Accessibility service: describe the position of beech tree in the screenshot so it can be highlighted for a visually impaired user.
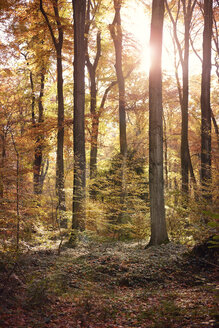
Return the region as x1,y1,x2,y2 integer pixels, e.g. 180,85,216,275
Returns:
72,0,86,231
110,0,127,222
40,0,66,227
148,0,169,246
165,0,197,196
85,0,101,185
201,0,213,200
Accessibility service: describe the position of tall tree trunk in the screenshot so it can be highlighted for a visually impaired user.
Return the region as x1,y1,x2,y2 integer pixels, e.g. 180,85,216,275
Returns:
163,115,168,189
181,2,190,194
110,0,127,158
40,0,66,227
201,0,212,201
33,71,45,195
0,130,6,198
165,0,197,198
84,1,101,191
56,47,66,225
72,0,86,231
110,0,127,224
148,0,169,246
180,0,197,195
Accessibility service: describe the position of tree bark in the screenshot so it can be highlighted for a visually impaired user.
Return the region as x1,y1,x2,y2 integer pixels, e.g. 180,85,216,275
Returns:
33,70,45,195
165,0,197,198
72,0,86,231
110,0,127,225
40,0,66,227
0,129,6,198
109,0,127,158
148,0,169,246
84,2,101,185
201,0,212,201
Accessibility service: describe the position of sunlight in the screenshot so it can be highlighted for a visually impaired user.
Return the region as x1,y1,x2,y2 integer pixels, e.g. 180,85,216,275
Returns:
124,1,175,75
123,1,150,74
124,1,202,76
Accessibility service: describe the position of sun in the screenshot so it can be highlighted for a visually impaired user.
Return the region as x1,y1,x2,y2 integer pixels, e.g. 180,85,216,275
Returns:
123,1,172,75
123,1,150,73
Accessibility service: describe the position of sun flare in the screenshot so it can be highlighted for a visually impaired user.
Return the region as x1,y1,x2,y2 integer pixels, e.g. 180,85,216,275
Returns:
124,1,202,76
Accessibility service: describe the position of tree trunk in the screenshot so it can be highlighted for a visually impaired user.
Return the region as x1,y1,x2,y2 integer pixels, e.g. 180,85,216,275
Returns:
148,0,169,246
56,47,66,226
33,71,45,195
110,0,127,225
180,0,195,196
201,0,212,201
40,0,66,227
72,0,86,231
110,0,127,158
165,0,197,198
84,4,101,194
0,131,6,198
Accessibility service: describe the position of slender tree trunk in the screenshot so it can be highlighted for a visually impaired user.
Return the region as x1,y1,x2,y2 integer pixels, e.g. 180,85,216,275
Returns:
110,0,127,225
84,2,101,191
148,0,169,246
10,131,20,251
211,108,219,149
110,0,127,158
163,115,168,189
89,67,98,180
72,0,86,231
56,48,66,225
166,0,197,198
181,10,190,194
33,71,45,195
0,131,6,198
201,0,212,201
40,0,66,227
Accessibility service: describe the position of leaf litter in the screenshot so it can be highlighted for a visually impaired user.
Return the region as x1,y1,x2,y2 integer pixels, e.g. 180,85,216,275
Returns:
0,240,218,327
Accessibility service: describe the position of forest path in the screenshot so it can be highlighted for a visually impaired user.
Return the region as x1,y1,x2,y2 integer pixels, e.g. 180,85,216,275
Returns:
0,241,218,327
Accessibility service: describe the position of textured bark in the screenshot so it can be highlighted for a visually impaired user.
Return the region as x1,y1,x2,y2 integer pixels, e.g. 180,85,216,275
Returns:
109,0,127,157
211,108,219,149
85,2,101,184
148,0,169,246
40,0,66,227
201,0,212,200
165,0,197,197
72,0,86,231
0,130,6,198
33,71,45,195
110,0,127,224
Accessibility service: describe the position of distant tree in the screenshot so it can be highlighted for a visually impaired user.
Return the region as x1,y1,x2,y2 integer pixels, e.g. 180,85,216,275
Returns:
72,0,86,231
201,0,213,200
148,0,169,246
165,0,197,196
85,0,101,185
109,0,127,159
109,0,127,223
22,52,48,195
40,0,66,227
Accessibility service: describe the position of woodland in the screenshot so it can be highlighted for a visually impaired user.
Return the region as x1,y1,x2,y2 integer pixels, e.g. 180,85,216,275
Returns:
0,0,218,327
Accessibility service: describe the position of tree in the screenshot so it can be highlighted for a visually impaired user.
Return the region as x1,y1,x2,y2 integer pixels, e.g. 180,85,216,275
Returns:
109,0,127,158
72,0,87,231
85,0,101,185
109,0,127,223
165,0,197,196
22,52,48,195
40,0,66,227
200,0,213,200
148,0,169,246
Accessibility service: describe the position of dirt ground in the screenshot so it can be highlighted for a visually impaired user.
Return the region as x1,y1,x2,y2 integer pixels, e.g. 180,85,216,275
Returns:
0,241,218,328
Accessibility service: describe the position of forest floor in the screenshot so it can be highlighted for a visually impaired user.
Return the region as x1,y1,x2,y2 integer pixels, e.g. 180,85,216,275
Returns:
0,239,218,328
